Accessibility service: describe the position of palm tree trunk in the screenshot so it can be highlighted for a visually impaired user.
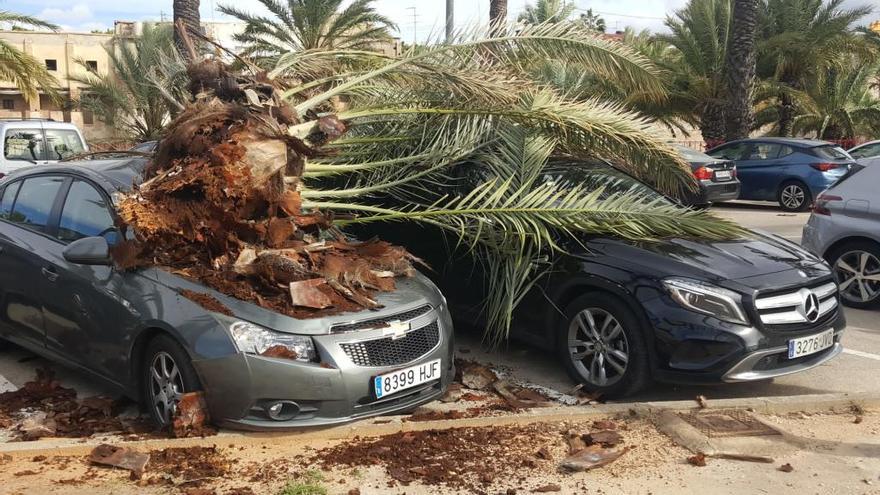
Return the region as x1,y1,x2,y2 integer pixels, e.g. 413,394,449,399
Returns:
173,0,201,61
489,0,508,25
723,0,758,141
778,90,794,136
701,101,725,148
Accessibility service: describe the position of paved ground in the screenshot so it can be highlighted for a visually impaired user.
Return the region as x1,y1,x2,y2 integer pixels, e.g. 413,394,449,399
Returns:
1,200,879,405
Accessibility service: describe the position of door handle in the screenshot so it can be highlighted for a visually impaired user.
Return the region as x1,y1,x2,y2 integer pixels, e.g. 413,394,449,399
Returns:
41,267,59,282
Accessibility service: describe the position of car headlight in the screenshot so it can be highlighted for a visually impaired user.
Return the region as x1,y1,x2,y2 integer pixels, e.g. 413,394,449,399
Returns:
662,278,749,326
229,321,316,362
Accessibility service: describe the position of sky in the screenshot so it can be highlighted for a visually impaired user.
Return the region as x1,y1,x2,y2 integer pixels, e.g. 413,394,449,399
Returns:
2,0,877,42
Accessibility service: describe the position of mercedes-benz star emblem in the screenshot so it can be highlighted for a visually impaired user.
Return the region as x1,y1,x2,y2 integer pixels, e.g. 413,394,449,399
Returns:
803,292,820,322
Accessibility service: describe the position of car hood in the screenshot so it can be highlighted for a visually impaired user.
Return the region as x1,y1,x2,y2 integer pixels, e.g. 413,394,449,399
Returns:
585,229,827,286
142,268,444,335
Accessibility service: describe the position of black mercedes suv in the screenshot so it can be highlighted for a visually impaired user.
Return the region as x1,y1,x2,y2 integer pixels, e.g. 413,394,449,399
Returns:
366,160,845,397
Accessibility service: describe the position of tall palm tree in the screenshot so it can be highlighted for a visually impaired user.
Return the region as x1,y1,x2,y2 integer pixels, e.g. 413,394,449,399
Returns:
490,0,508,25
219,0,395,66
757,0,873,136
518,0,575,24
0,11,59,103
579,8,607,33
70,25,187,141
659,0,732,146
173,0,201,61
724,0,758,140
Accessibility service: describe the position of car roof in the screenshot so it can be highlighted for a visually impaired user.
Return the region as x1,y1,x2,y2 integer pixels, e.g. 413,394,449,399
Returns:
850,140,880,150
0,120,82,130
724,137,831,148
1,158,147,192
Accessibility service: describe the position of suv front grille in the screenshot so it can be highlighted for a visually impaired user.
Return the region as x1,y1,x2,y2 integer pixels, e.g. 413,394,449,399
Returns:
340,321,440,367
330,304,433,333
754,280,838,328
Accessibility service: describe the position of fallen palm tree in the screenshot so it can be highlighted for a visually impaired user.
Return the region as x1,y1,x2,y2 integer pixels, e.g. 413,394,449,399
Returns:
118,22,744,342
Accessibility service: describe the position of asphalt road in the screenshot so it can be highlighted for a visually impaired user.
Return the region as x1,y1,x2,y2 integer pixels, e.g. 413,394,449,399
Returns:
1,200,879,405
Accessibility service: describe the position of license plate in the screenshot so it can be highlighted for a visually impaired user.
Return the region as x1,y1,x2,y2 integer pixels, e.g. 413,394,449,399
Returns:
788,329,834,359
374,359,441,399
714,170,732,181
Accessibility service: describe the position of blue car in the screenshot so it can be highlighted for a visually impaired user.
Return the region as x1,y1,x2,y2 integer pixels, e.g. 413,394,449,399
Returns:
707,138,855,211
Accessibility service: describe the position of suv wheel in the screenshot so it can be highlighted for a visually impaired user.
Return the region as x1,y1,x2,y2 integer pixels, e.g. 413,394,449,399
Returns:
827,241,880,308
556,292,650,398
778,181,811,212
141,335,201,428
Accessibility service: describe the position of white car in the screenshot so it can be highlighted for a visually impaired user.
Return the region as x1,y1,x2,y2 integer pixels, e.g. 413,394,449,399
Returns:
847,140,880,167
0,119,88,178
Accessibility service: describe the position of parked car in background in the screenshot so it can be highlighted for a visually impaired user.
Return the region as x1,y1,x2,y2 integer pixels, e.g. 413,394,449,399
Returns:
707,138,855,212
671,144,740,207
0,119,88,178
130,141,157,153
847,140,880,167
364,160,845,398
0,159,454,430
802,163,880,308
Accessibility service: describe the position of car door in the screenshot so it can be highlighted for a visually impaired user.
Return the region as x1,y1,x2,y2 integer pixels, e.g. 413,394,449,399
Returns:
732,143,787,201
0,175,67,348
38,178,134,384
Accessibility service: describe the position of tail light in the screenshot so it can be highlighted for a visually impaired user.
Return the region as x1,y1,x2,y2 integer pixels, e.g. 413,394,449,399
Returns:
811,162,844,172
693,166,713,180
812,194,841,216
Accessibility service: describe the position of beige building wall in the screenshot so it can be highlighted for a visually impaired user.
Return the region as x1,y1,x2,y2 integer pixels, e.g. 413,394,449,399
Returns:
0,30,117,141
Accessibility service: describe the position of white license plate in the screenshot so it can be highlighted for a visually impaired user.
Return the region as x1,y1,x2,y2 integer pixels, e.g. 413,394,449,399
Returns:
373,359,441,398
788,329,834,359
714,170,732,180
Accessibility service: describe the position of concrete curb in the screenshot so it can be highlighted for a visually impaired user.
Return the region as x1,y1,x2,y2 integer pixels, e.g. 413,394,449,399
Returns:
2,391,877,458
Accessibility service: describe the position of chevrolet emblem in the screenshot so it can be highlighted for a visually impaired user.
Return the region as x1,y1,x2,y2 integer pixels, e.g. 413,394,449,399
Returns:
383,320,410,340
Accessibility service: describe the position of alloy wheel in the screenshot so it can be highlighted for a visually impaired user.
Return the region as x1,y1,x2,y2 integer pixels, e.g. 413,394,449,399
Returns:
567,308,629,387
149,351,186,425
834,250,880,304
780,184,806,210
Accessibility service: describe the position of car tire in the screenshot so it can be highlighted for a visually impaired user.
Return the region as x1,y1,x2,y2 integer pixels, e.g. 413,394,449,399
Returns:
556,292,651,398
826,240,880,309
777,180,812,212
141,334,202,428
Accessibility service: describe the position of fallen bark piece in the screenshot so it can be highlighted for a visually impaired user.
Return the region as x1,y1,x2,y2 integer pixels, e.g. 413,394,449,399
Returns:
710,453,774,464
687,453,707,467
171,392,215,438
854,416,864,424
779,463,794,472
566,430,588,453
89,444,150,479
459,361,498,391
585,430,623,447
289,279,333,309
560,445,631,472
592,420,617,430
533,484,561,493
18,412,56,440
695,395,708,408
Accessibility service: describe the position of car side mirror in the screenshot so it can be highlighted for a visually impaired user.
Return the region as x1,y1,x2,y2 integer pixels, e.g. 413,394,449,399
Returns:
63,236,112,266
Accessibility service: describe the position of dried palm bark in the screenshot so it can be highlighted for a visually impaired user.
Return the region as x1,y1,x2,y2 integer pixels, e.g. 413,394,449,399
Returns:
113,55,417,318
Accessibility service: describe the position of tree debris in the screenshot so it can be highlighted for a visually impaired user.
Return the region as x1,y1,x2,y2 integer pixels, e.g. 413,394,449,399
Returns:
559,445,632,472
687,453,707,467
171,392,216,438
709,453,774,463
779,463,794,472
695,395,708,408
89,444,150,479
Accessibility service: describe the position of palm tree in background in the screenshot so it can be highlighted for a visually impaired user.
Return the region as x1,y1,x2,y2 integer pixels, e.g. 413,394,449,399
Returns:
579,9,607,33
724,0,758,140
518,0,575,24
490,0,508,25
659,0,732,145
0,11,59,103
71,25,187,141
219,0,395,66
173,0,201,61
757,0,873,136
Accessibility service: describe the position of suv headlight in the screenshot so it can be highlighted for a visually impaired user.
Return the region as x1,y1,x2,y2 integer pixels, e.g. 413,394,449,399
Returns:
229,321,316,362
662,278,749,326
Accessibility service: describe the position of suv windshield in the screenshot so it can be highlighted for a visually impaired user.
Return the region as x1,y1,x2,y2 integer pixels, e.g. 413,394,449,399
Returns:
813,145,850,160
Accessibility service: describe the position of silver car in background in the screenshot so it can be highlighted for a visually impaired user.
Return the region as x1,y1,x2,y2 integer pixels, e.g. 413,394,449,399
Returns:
847,140,880,167
802,164,880,308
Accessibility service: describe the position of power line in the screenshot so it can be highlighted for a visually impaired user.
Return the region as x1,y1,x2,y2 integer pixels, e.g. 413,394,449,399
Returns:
572,7,666,21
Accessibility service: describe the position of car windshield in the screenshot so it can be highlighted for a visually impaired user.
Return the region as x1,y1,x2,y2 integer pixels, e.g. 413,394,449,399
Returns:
541,161,671,204
813,145,850,160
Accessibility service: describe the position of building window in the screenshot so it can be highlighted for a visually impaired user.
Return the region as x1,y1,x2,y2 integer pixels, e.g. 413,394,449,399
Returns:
82,109,94,125
2,99,13,110
45,59,57,71
85,60,98,72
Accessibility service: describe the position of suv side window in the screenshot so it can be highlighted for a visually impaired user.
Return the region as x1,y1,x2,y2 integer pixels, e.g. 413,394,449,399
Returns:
4,129,46,162
745,143,783,160
0,180,21,221
45,129,86,161
8,176,65,233
57,180,116,243
710,143,749,160
850,143,880,159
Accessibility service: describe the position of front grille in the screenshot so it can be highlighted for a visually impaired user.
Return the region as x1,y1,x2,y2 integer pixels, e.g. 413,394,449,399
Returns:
754,280,838,329
331,304,432,333
340,321,440,367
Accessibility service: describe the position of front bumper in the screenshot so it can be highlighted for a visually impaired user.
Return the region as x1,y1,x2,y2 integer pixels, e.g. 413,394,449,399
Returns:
192,304,455,430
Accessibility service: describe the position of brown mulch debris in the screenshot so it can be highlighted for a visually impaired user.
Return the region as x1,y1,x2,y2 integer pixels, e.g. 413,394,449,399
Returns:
687,453,707,467
171,392,217,438
179,289,234,316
